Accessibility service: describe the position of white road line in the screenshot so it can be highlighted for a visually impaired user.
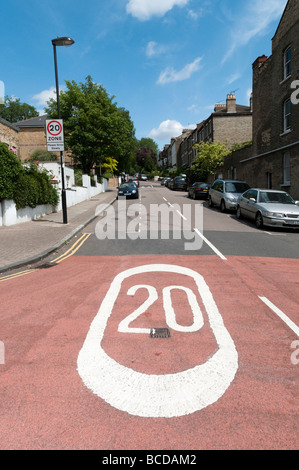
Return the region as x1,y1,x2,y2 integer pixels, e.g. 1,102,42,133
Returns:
259,296,299,337
194,228,227,261
176,210,187,221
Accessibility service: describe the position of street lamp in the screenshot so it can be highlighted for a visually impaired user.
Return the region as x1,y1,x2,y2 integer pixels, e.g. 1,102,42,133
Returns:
51,36,75,224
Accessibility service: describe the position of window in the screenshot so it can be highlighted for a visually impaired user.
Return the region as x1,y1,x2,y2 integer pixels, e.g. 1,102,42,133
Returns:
283,152,290,185
284,47,292,79
284,98,291,132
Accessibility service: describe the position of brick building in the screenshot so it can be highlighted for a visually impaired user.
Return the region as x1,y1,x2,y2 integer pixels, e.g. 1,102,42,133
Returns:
199,93,252,149
0,117,19,155
222,0,299,199
15,114,62,163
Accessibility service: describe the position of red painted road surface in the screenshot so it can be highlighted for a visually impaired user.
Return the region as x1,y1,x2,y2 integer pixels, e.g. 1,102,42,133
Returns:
0,254,298,449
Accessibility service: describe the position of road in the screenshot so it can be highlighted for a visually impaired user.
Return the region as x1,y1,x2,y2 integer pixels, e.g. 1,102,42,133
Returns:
0,181,298,450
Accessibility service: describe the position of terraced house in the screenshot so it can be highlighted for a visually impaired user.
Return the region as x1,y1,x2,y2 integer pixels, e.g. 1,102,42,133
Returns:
212,0,299,199
160,0,299,200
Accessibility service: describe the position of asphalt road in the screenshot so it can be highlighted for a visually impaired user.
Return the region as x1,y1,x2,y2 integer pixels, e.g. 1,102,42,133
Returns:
0,181,298,451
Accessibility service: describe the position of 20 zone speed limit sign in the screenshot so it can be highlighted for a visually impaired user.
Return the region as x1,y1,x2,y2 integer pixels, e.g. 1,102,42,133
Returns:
46,119,64,151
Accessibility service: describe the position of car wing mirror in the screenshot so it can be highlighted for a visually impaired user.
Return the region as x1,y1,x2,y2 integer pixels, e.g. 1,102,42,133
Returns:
249,198,256,202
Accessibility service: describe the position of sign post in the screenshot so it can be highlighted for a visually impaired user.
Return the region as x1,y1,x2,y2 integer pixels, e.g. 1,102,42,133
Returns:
46,118,67,223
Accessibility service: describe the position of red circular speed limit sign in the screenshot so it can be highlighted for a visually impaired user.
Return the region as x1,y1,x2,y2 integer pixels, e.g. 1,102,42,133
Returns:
47,120,63,136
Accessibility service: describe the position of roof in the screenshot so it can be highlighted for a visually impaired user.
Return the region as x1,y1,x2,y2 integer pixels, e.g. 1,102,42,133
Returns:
0,117,19,132
14,114,48,128
214,104,251,114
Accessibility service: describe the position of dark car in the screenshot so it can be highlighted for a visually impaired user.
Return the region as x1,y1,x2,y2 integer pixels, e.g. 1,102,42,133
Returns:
128,177,139,187
172,177,187,191
166,178,174,188
188,182,211,199
117,182,139,199
161,177,171,186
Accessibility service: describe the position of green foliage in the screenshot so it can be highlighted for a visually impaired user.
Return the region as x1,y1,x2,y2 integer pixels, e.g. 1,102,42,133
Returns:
13,161,59,210
192,141,231,177
28,149,58,162
45,75,137,174
0,96,39,122
101,157,118,174
0,144,59,208
0,142,23,200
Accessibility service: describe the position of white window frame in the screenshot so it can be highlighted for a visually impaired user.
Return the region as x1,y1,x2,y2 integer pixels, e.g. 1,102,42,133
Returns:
284,46,292,80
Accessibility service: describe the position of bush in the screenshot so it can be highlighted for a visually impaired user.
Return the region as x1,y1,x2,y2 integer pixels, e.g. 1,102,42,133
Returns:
0,143,23,200
0,145,59,209
13,164,59,210
28,149,58,162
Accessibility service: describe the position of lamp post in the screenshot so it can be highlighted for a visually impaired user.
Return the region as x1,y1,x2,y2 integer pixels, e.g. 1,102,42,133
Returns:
51,36,74,224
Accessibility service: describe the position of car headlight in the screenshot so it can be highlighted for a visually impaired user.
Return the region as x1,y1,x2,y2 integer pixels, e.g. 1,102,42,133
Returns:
119,191,123,194
225,196,236,202
263,211,284,218
132,190,136,194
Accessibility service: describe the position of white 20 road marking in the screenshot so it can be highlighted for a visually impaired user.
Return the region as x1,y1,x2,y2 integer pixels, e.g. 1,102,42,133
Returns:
118,285,204,334
77,264,238,418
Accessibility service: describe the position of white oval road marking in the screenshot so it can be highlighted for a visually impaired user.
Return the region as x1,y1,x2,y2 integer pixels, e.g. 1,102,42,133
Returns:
77,264,238,418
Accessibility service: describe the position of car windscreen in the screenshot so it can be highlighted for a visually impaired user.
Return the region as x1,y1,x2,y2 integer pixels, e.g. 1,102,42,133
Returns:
259,191,294,204
225,182,250,193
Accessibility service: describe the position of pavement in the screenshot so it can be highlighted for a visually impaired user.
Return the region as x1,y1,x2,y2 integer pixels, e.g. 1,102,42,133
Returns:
0,188,117,273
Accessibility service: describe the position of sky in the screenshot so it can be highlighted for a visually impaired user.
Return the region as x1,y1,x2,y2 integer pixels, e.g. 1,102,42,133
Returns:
1,0,288,150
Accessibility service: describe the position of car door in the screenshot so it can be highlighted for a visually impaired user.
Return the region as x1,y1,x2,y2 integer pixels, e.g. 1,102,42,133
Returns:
245,190,258,219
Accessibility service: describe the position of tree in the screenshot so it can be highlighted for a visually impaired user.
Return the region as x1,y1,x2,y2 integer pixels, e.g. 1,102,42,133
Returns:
45,76,136,174
0,96,39,122
191,141,231,180
138,138,159,156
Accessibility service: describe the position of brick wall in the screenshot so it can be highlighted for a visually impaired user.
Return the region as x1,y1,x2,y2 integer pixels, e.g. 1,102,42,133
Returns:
0,120,19,152
213,114,252,148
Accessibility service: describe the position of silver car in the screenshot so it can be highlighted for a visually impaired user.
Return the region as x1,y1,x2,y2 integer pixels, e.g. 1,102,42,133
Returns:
236,188,299,229
209,179,250,211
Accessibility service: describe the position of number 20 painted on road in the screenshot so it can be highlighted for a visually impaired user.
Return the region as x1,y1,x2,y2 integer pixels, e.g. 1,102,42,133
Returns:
77,264,238,418
118,284,204,334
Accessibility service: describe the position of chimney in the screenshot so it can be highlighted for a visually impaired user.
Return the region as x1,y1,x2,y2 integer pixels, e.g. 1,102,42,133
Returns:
226,93,236,113
252,55,268,70
214,103,226,112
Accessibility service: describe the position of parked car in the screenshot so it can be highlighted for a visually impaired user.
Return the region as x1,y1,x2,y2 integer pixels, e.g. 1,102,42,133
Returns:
139,174,148,181
188,182,211,200
117,182,139,199
172,177,187,191
236,188,299,229
161,177,171,186
208,179,250,211
166,178,174,189
128,177,139,187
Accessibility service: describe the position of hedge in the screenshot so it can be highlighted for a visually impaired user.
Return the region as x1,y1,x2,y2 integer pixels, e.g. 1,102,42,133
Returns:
0,143,59,209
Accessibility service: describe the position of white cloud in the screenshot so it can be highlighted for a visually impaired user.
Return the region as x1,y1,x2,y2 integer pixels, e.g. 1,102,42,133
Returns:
126,0,190,21
222,0,287,63
157,57,202,84
146,41,166,58
227,72,241,85
148,119,195,141
32,86,66,107
32,87,57,106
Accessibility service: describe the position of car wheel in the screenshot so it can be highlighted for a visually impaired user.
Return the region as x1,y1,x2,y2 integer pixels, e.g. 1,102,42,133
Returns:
255,212,264,229
208,196,214,207
236,205,242,219
220,200,226,212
